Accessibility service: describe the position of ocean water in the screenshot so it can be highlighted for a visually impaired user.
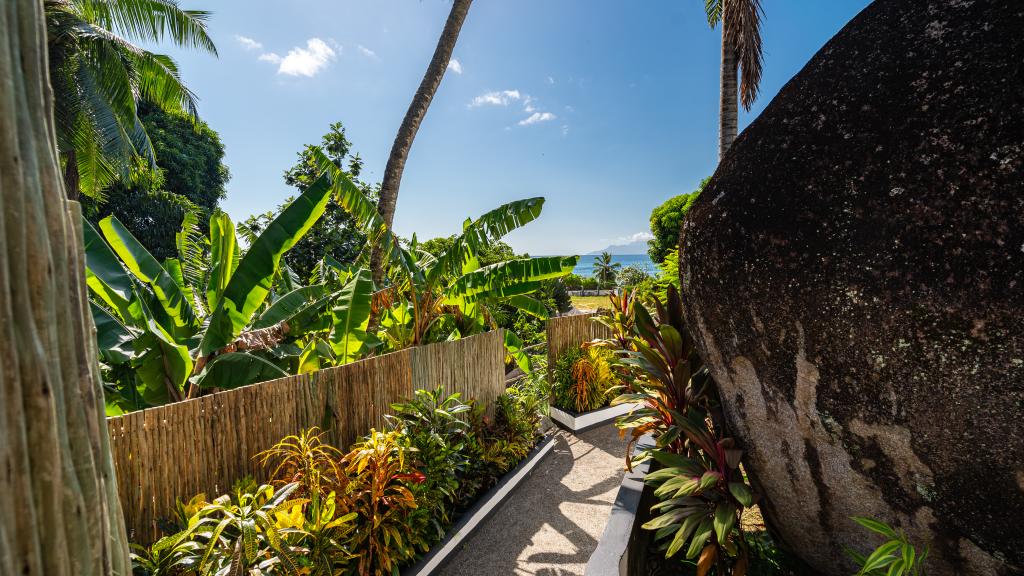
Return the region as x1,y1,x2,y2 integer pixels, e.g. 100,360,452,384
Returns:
567,254,656,278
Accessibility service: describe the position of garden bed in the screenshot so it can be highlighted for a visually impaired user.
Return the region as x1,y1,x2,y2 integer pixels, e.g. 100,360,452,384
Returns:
585,434,655,576
548,402,641,433
401,432,557,576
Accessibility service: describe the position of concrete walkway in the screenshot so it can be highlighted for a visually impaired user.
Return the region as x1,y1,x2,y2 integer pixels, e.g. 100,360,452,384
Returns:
439,424,628,576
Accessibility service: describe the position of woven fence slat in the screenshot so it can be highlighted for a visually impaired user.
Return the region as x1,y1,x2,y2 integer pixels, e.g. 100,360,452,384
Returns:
107,331,505,543
546,313,613,375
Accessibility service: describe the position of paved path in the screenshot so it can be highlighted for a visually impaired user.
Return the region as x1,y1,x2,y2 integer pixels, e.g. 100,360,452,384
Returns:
439,424,628,576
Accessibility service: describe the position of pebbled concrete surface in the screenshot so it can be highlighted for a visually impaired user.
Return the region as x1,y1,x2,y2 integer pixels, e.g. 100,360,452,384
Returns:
439,424,628,576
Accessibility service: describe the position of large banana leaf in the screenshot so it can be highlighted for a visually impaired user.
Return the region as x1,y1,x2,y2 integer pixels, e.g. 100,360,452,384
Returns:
447,256,578,302
205,211,237,311
98,215,197,333
199,175,333,356
329,269,374,364
162,258,198,318
252,284,328,329
83,217,135,318
190,352,289,390
133,304,193,405
502,329,531,373
90,301,137,364
504,295,550,320
428,198,546,283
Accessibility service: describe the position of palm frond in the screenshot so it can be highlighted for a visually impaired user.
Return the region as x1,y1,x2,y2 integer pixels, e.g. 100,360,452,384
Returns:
704,0,722,28
77,0,217,54
724,0,764,110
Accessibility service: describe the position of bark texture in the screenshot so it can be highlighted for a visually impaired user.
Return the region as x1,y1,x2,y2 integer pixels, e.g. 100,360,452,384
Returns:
0,0,131,574
719,32,738,160
370,0,473,290
680,1,1023,574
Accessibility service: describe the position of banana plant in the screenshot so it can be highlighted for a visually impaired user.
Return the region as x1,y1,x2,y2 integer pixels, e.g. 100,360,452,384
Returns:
309,146,577,371
86,172,336,413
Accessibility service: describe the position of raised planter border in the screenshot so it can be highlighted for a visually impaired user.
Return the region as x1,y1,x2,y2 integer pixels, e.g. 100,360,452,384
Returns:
549,402,641,433
401,431,557,576
585,434,655,576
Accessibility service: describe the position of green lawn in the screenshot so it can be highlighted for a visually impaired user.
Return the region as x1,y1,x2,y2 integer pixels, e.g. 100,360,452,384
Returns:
570,295,610,311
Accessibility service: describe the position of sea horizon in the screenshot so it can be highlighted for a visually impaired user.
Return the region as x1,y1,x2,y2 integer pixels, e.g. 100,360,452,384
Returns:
539,253,656,278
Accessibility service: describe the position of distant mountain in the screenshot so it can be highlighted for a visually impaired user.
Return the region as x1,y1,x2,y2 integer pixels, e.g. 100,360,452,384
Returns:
586,239,649,256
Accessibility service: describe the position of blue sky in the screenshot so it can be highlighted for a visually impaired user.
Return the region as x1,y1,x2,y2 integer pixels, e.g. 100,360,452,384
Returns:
164,0,871,255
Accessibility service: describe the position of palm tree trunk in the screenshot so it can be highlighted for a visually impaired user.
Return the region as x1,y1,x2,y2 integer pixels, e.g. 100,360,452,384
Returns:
0,1,130,574
719,28,739,160
369,0,473,293
63,149,81,201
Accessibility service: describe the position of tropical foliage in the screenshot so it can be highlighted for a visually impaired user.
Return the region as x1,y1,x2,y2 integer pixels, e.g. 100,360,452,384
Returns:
616,264,651,289
85,173,336,412
86,147,573,413
244,122,372,282
606,285,758,574
848,517,929,576
551,345,619,413
85,102,230,260
647,178,706,263
46,0,217,200
132,383,546,575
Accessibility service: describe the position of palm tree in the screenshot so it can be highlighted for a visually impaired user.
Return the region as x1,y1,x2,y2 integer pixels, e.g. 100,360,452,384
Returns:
370,0,473,293
46,0,217,201
593,252,621,289
2,0,131,570
704,0,764,160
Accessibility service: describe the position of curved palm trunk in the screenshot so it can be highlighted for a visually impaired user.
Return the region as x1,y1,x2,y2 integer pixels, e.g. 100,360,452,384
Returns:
369,0,473,295
719,31,738,160
0,1,130,574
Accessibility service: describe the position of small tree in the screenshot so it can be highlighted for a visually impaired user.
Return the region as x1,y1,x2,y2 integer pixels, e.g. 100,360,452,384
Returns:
593,252,621,289
648,178,707,263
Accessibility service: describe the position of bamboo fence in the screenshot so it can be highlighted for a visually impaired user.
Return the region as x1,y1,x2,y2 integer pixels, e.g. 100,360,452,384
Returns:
106,330,505,543
546,312,613,372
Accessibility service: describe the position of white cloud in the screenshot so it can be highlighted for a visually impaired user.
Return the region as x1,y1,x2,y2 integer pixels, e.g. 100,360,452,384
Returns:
614,232,654,244
518,111,556,126
259,38,337,77
235,35,262,50
357,44,377,59
523,96,537,113
468,89,521,107
546,76,555,84
447,58,463,74
561,124,570,136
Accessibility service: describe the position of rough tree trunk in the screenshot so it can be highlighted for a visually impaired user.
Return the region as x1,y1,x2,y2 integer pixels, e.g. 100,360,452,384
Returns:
63,148,80,201
0,0,131,574
369,0,473,297
719,29,738,160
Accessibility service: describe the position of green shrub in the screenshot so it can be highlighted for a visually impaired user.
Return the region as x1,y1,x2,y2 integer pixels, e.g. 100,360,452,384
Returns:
132,383,544,576
617,264,651,289
389,388,472,544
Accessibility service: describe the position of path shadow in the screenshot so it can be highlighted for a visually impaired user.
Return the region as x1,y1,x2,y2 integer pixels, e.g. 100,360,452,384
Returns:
439,424,629,576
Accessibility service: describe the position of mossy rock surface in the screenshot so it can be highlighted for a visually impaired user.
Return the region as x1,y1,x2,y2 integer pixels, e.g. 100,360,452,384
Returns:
679,0,1023,574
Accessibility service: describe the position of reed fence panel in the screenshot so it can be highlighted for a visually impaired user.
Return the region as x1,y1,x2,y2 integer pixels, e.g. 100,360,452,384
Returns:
107,331,505,543
546,312,613,372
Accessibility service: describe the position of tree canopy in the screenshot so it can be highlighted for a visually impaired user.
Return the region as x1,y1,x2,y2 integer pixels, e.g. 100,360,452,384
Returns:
244,122,373,281
647,177,708,263
86,103,229,260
